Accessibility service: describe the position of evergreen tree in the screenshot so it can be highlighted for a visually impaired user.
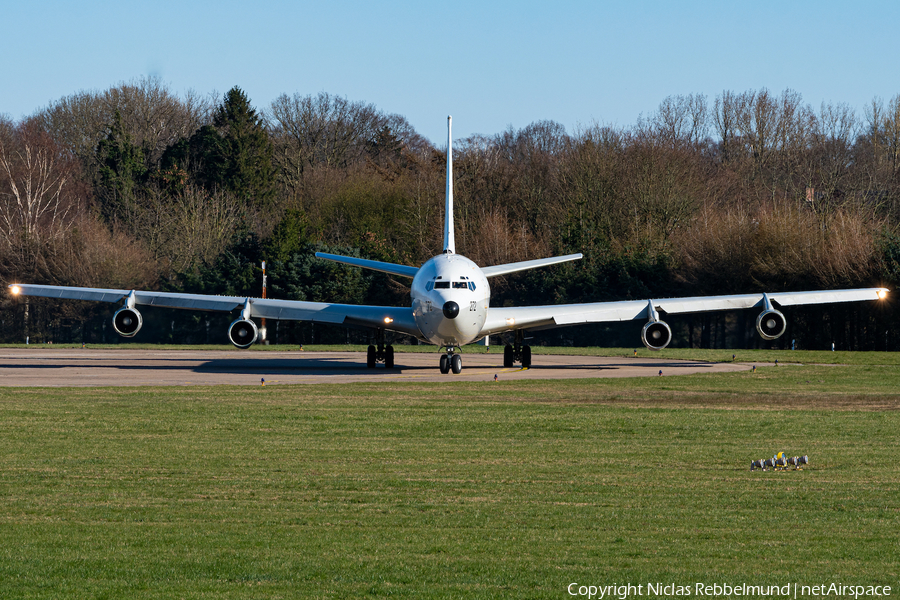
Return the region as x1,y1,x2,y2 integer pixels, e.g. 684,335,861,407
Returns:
96,110,147,225
159,87,276,208
159,125,226,194
263,209,308,262
211,87,276,207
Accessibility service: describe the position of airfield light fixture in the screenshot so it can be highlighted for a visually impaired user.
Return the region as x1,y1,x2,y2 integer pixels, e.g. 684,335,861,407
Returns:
752,454,809,471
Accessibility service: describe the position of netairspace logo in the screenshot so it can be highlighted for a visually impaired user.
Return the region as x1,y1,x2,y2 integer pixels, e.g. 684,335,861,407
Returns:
566,582,893,599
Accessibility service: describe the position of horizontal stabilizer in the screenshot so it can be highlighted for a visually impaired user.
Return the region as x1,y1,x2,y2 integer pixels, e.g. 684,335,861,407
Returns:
480,253,583,278
315,253,419,278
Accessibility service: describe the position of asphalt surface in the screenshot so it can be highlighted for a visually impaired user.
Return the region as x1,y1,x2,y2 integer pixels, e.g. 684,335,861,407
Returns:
0,348,754,387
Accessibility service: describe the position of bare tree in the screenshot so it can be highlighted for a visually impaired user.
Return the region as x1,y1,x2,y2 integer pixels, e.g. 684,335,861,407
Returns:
733,89,779,173
883,95,900,180
41,215,157,289
557,123,628,254
805,101,859,210
267,92,426,198
135,183,242,274
643,94,709,149
0,118,81,247
103,77,213,166
713,90,742,163
466,205,545,268
268,93,379,171
495,120,567,238
34,76,212,171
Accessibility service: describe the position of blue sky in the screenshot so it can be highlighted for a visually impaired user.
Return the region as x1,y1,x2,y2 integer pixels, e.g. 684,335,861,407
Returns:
2,0,898,144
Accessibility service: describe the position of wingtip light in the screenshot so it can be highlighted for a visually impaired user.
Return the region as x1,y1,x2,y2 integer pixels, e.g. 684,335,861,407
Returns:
10,285,20,296
878,289,888,300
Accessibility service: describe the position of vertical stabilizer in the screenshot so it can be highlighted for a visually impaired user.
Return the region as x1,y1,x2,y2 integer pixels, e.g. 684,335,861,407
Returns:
443,115,455,254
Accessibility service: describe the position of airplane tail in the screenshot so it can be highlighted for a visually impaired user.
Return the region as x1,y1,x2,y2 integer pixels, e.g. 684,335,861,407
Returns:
441,116,581,274
443,115,455,254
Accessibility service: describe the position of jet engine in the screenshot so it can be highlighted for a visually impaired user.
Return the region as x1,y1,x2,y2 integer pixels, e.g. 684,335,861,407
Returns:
641,320,672,351
112,307,143,337
756,309,786,340
228,319,259,349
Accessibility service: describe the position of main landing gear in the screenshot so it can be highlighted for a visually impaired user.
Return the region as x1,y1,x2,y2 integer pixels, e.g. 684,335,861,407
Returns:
503,330,532,368
366,328,394,368
439,348,462,374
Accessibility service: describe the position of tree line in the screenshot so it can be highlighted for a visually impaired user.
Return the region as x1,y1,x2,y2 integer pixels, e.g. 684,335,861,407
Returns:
2,77,899,349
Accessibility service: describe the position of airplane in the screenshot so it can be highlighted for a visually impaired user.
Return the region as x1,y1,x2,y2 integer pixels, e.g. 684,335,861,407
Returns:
7,116,890,374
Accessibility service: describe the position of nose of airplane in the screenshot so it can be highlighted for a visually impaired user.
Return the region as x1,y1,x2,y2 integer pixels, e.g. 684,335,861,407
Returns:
442,301,460,319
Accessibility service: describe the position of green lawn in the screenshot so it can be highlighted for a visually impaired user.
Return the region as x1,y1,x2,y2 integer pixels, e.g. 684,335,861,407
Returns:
0,363,897,598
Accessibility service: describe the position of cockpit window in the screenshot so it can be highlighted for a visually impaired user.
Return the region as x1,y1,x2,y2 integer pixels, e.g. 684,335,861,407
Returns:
434,281,450,289
452,281,468,289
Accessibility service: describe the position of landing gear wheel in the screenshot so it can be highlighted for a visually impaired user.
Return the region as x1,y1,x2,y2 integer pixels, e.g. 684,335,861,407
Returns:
367,345,376,368
385,345,395,369
451,353,462,374
521,345,532,368
503,344,514,368
439,354,450,374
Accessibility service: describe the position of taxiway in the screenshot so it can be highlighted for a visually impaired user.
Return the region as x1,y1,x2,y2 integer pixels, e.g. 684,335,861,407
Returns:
0,348,754,387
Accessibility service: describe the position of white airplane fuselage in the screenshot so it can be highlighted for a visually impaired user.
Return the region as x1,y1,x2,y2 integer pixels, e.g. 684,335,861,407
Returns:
411,252,490,347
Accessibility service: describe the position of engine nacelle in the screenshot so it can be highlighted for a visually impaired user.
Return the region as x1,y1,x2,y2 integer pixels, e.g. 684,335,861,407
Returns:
641,320,672,351
228,319,259,349
756,309,787,340
112,307,143,338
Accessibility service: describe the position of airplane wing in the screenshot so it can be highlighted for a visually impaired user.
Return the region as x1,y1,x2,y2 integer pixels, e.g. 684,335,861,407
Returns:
480,287,889,335
8,284,422,338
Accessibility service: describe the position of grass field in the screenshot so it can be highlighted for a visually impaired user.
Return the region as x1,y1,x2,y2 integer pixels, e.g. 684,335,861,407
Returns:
0,357,898,598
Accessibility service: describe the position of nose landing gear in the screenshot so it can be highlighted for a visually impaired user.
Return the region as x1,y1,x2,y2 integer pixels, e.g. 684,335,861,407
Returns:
439,348,462,374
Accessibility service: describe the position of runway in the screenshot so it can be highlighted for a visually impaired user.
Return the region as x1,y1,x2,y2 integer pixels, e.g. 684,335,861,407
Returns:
0,348,754,387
